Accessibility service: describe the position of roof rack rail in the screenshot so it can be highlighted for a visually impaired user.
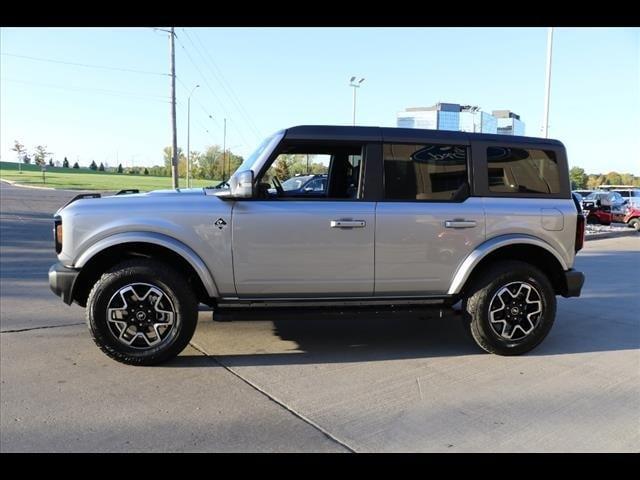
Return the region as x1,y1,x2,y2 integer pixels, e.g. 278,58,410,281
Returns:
115,189,140,195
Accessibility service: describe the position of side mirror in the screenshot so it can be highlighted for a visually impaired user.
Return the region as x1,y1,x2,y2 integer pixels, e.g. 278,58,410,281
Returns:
228,170,254,198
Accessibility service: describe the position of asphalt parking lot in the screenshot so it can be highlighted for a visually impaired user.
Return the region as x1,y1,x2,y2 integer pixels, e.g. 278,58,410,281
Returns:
1,181,639,452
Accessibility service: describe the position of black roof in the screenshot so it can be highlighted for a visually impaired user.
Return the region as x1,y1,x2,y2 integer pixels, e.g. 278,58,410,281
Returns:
283,125,564,148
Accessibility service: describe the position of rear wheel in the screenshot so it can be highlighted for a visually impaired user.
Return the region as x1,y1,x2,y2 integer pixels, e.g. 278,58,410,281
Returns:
462,260,556,356
86,259,198,366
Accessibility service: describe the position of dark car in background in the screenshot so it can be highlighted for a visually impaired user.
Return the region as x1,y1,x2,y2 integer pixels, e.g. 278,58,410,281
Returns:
279,174,328,195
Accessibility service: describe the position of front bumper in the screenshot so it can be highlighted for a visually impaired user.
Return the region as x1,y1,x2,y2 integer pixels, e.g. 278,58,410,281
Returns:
48,262,80,305
562,269,585,298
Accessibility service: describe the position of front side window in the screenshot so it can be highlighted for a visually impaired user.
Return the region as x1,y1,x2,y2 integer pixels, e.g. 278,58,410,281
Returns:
487,146,561,194
383,143,469,201
259,144,364,199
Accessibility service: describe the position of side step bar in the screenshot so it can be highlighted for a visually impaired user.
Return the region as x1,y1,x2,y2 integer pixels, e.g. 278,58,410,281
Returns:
216,295,455,309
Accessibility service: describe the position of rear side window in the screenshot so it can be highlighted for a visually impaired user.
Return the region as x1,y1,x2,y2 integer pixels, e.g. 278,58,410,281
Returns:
487,146,561,194
383,143,468,201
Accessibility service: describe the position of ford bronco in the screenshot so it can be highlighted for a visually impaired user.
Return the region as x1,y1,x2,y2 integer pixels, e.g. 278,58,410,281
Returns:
49,126,585,365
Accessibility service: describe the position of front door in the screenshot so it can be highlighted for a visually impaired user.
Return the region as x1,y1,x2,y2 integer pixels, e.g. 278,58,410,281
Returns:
232,142,375,297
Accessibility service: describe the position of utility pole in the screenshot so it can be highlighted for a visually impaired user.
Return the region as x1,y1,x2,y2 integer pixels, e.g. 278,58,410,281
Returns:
223,118,227,181
169,27,179,188
542,27,554,138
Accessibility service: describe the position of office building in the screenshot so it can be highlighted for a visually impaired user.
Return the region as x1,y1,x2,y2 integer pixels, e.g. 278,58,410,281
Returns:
397,103,524,135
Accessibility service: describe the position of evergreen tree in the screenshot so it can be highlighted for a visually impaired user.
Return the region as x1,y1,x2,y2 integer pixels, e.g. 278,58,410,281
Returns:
144,168,149,175
89,160,98,170
63,157,69,168
48,158,54,167
98,162,105,172
117,163,123,174
73,162,80,169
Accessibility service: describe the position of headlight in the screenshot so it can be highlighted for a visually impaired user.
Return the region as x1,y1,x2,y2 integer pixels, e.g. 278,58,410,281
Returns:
54,216,62,254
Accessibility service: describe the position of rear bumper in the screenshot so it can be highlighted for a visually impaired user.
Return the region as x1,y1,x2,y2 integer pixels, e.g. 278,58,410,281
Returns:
562,269,585,298
48,262,80,305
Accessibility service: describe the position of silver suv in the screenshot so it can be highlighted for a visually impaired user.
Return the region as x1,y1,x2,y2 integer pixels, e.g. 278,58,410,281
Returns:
49,126,585,365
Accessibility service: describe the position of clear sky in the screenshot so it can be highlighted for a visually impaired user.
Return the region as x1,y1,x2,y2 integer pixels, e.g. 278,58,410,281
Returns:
1,27,639,174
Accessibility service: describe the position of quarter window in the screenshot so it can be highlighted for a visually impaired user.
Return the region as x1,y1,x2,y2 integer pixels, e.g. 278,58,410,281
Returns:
487,147,561,194
383,143,469,201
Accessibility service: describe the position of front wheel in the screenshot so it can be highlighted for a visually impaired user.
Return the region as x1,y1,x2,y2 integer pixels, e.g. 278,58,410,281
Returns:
629,218,640,232
86,259,198,366
462,260,556,356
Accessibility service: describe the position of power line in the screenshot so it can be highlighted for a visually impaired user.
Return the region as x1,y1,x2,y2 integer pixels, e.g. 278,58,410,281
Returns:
184,29,263,140
176,77,220,128
2,77,170,102
1,52,168,76
174,36,252,149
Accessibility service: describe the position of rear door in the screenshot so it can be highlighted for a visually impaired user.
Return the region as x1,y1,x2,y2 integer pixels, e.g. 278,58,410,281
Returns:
374,136,486,295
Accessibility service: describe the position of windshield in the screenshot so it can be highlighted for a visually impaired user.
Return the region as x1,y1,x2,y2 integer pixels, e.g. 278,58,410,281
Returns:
232,131,284,177
281,175,314,191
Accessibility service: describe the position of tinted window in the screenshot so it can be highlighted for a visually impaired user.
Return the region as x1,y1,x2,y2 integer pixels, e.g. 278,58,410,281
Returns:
487,147,561,194
383,144,468,201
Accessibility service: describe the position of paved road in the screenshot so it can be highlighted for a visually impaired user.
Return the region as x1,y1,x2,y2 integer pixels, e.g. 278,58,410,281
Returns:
1,181,639,452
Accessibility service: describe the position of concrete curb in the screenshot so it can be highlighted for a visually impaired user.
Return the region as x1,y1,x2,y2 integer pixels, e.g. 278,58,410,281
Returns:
0,178,101,193
0,178,56,191
585,229,639,241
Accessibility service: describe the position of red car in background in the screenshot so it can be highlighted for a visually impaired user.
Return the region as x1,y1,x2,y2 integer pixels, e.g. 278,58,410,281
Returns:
623,206,640,232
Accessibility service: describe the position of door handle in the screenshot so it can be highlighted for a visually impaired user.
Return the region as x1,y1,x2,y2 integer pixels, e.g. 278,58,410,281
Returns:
444,219,477,229
330,220,366,228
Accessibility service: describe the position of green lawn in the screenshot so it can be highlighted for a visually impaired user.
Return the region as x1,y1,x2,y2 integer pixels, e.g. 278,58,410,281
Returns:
0,162,218,192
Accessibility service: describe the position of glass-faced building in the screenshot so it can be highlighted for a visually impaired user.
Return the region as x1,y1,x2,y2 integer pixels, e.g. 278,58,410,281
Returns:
397,103,524,135
397,103,460,131
459,108,497,134
493,110,525,136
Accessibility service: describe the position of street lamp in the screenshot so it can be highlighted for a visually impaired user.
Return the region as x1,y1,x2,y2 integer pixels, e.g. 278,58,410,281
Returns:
187,84,200,188
349,76,365,126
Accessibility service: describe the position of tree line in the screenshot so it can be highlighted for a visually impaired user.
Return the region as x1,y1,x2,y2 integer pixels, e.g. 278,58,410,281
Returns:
569,167,640,189
10,140,245,180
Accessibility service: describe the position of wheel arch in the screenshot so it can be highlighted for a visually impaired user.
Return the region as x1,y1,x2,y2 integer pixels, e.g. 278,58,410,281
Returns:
449,235,569,297
72,232,218,307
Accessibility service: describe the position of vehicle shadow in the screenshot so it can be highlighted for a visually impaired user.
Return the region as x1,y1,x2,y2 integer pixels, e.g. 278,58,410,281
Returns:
166,301,639,369
166,309,480,368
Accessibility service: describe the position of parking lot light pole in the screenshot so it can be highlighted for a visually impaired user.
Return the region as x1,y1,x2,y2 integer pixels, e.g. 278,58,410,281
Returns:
187,84,200,188
542,27,554,138
349,76,365,126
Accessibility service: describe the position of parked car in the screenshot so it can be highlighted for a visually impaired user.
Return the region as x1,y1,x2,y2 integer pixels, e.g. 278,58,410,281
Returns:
271,174,328,196
49,126,585,365
581,190,628,225
622,206,640,231
582,190,626,212
612,188,640,208
573,189,593,198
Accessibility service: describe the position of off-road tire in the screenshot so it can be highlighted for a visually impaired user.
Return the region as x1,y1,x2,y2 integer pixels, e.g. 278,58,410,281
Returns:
462,260,556,356
86,259,198,366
